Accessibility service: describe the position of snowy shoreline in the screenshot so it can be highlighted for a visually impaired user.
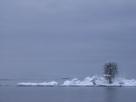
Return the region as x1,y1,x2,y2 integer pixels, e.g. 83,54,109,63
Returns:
16,76,136,87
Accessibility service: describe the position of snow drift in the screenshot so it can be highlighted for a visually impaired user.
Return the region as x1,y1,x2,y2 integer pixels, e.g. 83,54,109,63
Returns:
17,81,58,87
17,76,136,87
62,76,136,87
62,77,94,86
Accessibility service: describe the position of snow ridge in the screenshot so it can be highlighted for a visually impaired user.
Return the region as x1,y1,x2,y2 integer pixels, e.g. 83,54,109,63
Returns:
17,76,136,87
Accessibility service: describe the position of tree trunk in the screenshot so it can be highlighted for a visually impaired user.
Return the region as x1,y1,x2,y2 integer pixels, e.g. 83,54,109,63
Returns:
108,77,112,84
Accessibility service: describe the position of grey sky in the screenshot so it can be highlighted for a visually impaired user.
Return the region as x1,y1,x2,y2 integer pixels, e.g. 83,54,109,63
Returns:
0,0,136,79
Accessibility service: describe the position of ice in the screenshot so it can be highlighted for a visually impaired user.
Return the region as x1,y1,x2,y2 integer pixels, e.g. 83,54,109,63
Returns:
16,76,136,87
62,76,136,87
62,76,97,87
117,78,136,87
62,77,93,86
17,81,58,87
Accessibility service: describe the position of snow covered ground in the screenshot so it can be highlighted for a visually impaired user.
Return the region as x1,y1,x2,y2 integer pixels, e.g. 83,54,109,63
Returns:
17,76,136,87
17,81,58,87
62,76,136,87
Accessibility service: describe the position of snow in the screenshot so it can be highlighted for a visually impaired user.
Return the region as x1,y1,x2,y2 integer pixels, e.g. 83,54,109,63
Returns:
17,76,136,87
62,76,136,87
62,77,94,86
17,81,58,87
117,78,136,87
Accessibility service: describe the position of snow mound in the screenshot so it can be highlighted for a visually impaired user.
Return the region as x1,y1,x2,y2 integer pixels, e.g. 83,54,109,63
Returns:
62,77,94,86
16,76,136,87
62,76,136,87
117,78,136,87
17,81,58,87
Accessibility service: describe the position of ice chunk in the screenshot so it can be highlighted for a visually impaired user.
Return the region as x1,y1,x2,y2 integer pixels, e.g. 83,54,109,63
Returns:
62,77,96,86
17,81,58,87
17,76,136,87
62,76,136,87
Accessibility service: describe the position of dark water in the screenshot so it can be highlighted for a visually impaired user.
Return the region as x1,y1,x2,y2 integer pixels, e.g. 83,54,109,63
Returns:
0,87,135,102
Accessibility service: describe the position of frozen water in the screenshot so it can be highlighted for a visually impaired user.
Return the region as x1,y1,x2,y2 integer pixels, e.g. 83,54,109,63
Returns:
62,77,94,86
62,76,136,87
16,76,136,87
17,81,58,87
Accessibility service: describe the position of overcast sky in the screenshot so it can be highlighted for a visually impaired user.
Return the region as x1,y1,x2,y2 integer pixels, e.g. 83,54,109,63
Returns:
0,0,136,79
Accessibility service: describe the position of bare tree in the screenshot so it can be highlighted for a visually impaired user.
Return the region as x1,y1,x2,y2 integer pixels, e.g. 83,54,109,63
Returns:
104,62,118,84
